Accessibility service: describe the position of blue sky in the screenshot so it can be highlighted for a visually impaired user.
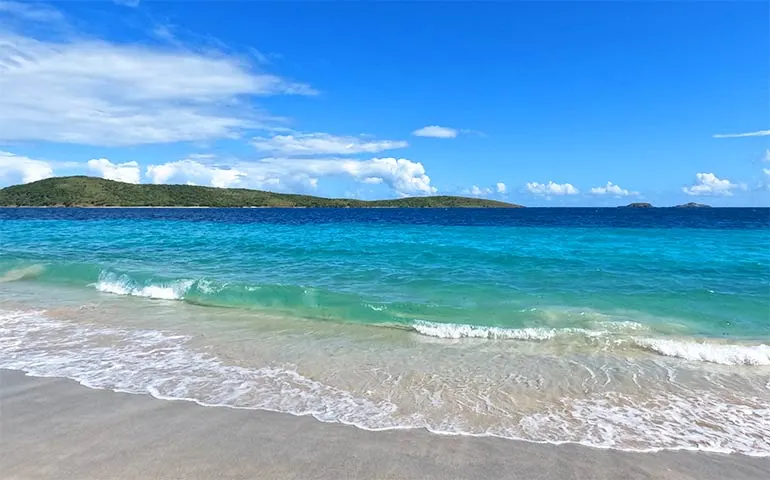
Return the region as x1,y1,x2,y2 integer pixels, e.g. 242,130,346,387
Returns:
0,1,768,206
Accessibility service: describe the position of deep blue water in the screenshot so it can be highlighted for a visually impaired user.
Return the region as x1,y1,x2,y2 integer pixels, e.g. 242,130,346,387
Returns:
1,207,768,229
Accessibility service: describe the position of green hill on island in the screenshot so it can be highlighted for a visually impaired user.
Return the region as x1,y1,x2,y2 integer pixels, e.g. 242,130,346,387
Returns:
0,176,522,208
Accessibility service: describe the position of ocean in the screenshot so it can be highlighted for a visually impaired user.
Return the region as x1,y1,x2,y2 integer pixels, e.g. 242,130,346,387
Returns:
1,207,768,456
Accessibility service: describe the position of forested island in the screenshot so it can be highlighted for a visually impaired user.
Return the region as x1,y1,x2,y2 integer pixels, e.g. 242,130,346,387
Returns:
0,176,522,208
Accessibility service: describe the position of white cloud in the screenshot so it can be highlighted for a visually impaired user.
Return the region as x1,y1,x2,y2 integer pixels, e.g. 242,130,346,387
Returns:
146,160,246,188
87,158,140,184
252,132,408,156
144,157,437,197
763,149,770,162
466,183,506,196
713,130,770,139
469,185,492,196
682,173,741,196
113,0,141,7
412,125,458,139
0,25,315,146
0,151,54,184
590,181,638,197
526,181,579,196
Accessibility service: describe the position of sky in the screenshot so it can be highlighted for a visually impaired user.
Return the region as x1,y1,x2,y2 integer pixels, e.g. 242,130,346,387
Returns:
0,0,768,206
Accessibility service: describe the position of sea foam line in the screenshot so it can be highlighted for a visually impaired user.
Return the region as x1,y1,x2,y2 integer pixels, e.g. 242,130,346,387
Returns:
1,309,769,457
411,319,610,341
633,337,770,366
412,320,770,368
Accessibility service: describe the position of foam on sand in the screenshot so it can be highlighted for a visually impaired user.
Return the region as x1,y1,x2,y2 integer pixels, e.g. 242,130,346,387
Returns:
2,309,769,456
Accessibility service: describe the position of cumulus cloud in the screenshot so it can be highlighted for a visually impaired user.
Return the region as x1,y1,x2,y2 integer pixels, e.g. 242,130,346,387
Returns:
0,151,54,184
146,160,247,188
0,12,315,146
713,130,770,139
526,181,579,196
87,158,141,184
590,181,638,197
412,125,458,139
144,157,437,197
682,173,741,196
469,185,492,196
465,182,506,197
252,132,408,156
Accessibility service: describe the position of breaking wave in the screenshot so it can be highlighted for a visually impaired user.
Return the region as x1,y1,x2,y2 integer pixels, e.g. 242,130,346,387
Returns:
93,271,194,300
411,319,596,341
633,337,770,366
409,320,770,367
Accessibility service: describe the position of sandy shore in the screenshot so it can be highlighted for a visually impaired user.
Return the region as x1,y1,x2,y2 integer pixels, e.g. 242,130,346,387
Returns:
1,369,767,480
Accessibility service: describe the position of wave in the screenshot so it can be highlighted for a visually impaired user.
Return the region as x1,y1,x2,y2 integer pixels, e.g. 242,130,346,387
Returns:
0,264,45,283
93,271,194,301
1,308,768,457
9,267,770,368
410,320,770,367
411,319,599,341
633,337,770,366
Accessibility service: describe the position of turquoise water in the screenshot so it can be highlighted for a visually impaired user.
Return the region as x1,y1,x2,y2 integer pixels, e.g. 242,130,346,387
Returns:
2,210,768,339
1,208,769,455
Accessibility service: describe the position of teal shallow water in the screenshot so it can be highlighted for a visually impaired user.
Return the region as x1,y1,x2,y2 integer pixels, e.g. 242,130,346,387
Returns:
1,209,769,455
1,213,768,340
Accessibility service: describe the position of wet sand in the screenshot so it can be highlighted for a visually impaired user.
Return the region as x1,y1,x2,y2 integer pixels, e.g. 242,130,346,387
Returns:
1,369,767,480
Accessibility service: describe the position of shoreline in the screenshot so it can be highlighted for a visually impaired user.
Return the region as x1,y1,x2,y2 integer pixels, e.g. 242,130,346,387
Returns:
2,369,768,479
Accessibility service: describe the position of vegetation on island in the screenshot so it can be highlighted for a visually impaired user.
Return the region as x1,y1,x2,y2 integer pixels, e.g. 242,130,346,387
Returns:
619,202,716,208
0,176,523,208
673,202,711,208
619,202,653,208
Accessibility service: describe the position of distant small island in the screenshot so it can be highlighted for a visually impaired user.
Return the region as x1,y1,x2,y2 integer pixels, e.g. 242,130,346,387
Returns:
619,202,653,208
618,202,716,208
0,176,523,208
673,202,711,208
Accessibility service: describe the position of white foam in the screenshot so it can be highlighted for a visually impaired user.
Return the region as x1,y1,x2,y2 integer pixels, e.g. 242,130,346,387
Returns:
520,391,770,456
634,337,770,366
366,304,387,312
0,309,398,428
2,309,769,457
92,272,193,301
412,320,597,341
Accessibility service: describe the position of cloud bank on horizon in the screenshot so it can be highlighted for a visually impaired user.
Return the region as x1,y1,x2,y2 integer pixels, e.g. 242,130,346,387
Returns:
0,1,767,205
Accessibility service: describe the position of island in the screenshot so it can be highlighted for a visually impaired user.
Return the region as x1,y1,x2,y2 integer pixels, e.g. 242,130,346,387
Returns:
0,176,523,208
619,202,653,208
673,202,711,208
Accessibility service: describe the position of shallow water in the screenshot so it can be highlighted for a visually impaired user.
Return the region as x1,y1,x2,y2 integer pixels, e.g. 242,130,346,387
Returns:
1,208,769,455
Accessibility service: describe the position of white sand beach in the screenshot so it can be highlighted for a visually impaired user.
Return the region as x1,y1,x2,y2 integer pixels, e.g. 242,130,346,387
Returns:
2,369,768,480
